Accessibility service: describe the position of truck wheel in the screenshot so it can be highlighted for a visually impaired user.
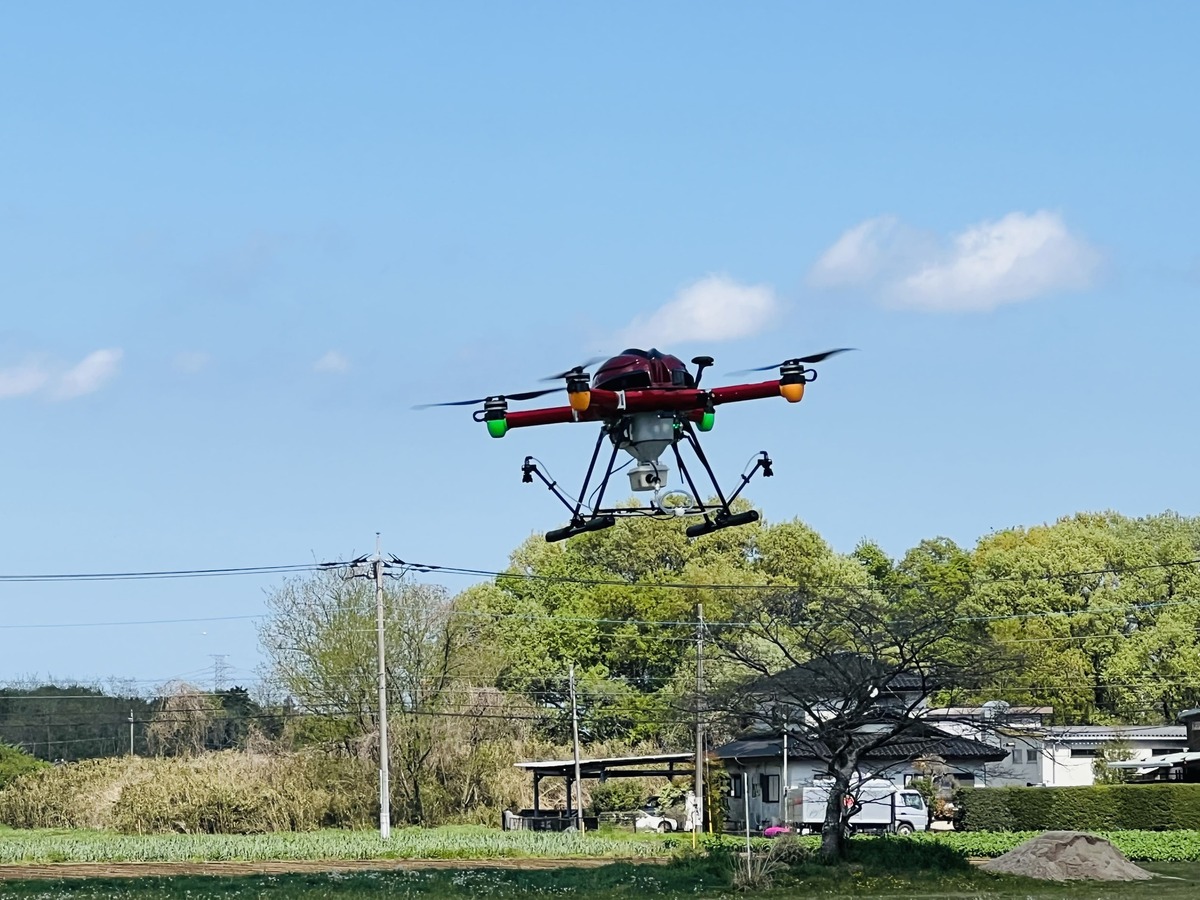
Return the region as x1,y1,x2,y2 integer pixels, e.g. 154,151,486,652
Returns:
895,822,914,835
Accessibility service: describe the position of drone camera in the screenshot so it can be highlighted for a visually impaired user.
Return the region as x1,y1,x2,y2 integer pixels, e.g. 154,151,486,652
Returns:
628,462,668,492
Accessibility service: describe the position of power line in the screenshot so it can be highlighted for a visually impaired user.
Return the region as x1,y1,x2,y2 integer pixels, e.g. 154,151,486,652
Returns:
0,563,324,583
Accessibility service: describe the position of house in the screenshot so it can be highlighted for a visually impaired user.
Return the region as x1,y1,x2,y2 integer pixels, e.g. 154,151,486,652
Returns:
714,723,1007,832
924,703,1188,787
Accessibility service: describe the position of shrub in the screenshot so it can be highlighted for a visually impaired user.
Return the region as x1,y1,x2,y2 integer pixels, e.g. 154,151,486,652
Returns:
955,784,1200,832
588,780,649,814
0,744,47,788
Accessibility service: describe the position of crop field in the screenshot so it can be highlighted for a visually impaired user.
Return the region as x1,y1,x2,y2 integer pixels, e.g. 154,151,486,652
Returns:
1,861,1200,899
5,826,1200,866
0,826,672,865
5,827,1200,899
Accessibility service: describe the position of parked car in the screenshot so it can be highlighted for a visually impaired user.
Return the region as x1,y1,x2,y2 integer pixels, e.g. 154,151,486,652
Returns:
634,798,684,833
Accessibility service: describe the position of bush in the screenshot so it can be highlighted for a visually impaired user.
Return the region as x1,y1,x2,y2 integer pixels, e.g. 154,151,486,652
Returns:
955,784,1200,832
0,744,47,788
588,780,649,814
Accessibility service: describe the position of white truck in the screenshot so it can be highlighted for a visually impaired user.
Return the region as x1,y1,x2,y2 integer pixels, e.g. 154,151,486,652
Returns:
785,779,929,835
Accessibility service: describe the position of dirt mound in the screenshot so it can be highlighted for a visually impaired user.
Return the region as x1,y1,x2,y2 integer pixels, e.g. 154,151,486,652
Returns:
980,831,1154,882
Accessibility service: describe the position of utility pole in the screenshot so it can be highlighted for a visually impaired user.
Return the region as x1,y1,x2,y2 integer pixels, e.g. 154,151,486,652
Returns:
569,664,584,832
781,728,789,824
128,710,134,757
374,533,391,840
324,535,399,841
695,603,705,832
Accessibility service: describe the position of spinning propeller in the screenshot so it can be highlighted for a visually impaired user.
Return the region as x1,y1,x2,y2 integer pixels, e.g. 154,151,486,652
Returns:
539,357,606,383
729,348,856,375
414,387,563,410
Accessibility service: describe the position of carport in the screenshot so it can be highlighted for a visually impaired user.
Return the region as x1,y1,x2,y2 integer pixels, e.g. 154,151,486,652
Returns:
506,753,693,830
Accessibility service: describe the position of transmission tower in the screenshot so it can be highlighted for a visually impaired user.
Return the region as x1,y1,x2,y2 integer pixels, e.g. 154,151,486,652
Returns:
210,654,230,692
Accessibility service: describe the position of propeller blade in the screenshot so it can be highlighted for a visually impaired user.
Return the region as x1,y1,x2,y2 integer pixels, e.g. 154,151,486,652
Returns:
796,347,856,364
729,348,856,375
413,387,564,410
539,356,607,382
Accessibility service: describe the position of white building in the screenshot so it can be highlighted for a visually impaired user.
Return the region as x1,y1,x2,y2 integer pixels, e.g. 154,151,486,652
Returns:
714,726,1006,832
924,705,1187,787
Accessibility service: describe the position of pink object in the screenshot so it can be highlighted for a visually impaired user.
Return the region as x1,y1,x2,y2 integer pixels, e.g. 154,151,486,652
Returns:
763,826,793,837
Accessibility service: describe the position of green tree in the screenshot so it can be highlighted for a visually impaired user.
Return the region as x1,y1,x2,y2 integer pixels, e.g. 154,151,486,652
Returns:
0,683,154,760
1092,738,1136,784
707,517,1001,862
259,569,519,824
460,505,765,744
968,512,1200,723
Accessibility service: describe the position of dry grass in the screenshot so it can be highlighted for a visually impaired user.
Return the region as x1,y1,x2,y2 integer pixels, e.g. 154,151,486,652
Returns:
0,752,377,833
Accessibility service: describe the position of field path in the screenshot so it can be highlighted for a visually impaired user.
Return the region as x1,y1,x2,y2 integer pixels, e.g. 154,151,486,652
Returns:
0,856,668,880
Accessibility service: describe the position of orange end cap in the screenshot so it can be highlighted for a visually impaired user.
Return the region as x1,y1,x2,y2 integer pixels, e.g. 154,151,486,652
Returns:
569,390,591,412
780,382,805,403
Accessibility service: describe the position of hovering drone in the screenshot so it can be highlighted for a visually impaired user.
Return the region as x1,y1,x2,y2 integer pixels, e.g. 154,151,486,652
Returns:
418,347,851,542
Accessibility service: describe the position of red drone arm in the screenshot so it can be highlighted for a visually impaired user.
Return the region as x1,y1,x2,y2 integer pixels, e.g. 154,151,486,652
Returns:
502,379,788,431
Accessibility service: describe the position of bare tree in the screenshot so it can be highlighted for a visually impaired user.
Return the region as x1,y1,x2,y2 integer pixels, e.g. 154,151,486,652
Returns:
258,570,475,823
145,681,221,757
709,583,1002,862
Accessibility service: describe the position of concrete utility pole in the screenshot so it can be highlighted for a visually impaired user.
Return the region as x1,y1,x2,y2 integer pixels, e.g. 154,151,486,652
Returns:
695,603,705,831
374,533,391,840
328,535,396,840
128,709,134,756
569,664,585,832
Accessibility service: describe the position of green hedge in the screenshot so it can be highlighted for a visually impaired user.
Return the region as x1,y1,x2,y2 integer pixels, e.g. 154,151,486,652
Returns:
954,784,1200,831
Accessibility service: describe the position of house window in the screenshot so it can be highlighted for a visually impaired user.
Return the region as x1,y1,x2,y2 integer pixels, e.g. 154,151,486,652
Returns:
761,774,780,804
1026,749,1038,764
730,775,744,799
1070,749,1097,758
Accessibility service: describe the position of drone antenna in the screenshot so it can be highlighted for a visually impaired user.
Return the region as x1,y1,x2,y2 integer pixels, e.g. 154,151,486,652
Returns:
691,356,714,387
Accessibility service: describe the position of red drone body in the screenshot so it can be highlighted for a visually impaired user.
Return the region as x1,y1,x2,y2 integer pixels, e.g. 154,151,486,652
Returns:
418,347,851,541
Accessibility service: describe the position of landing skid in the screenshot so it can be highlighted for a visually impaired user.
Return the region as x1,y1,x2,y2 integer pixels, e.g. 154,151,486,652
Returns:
521,420,773,542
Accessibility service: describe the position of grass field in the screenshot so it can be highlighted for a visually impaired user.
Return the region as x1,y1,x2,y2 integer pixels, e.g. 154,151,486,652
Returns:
0,861,1198,899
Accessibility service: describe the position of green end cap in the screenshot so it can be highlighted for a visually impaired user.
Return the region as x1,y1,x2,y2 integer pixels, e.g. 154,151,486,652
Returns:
486,418,508,438
699,410,716,432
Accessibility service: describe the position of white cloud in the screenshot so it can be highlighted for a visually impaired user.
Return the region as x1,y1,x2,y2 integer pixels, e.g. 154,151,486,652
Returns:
0,349,124,401
313,350,350,373
619,274,780,347
0,360,51,398
808,211,1101,312
173,351,211,374
53,349,124,399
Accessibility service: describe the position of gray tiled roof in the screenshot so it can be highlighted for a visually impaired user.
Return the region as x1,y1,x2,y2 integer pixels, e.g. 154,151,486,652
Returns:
716,728,1008,763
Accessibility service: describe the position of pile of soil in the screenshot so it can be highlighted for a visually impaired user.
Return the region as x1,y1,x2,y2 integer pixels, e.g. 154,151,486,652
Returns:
980,831,1154,882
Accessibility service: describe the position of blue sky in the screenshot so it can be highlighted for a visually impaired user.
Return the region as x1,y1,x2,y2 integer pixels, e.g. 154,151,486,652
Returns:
1,2,1197,687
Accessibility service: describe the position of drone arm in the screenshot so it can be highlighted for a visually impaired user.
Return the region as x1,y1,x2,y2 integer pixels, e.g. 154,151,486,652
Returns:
500,380,787,430
708,380,785,405
505,406,595,429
